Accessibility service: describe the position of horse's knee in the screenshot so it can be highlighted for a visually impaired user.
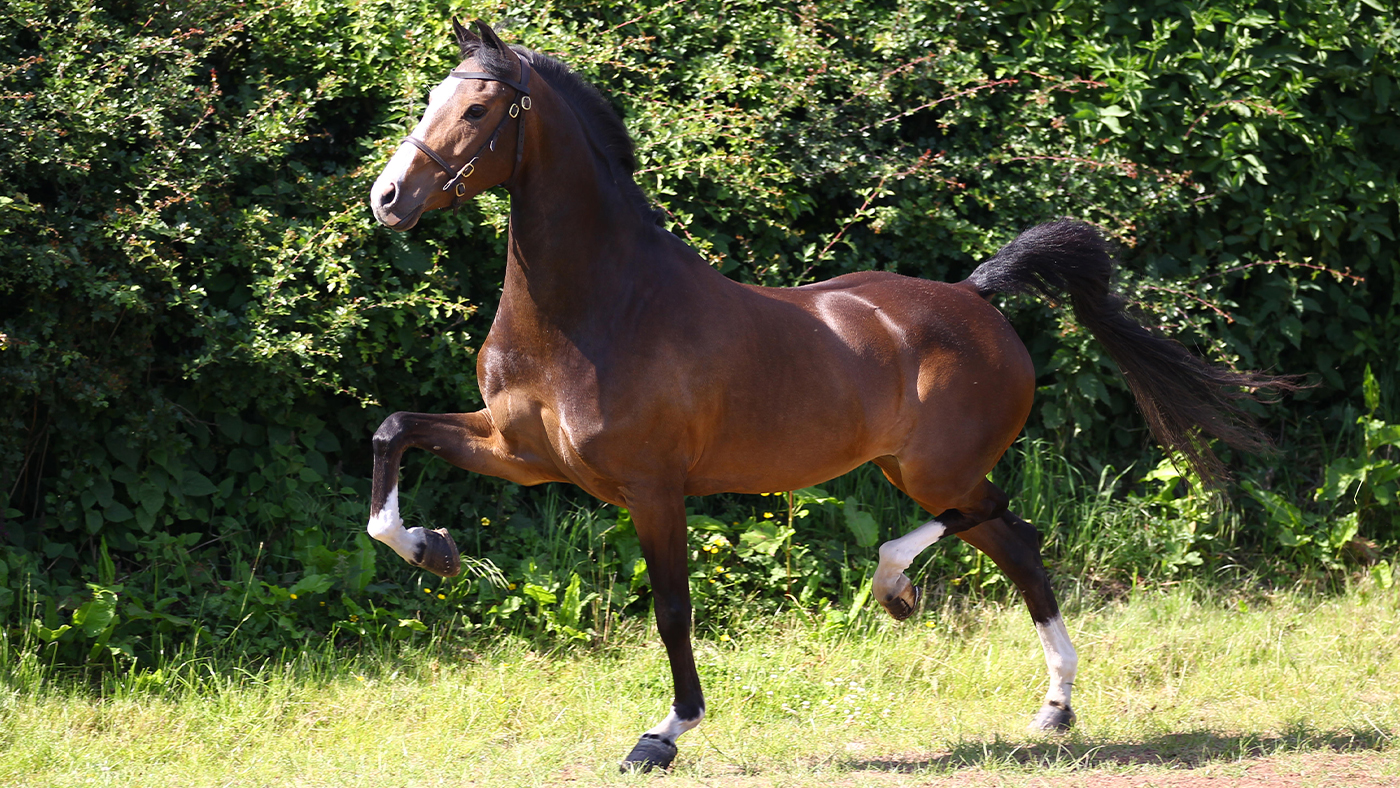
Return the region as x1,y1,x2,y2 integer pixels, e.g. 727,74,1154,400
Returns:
372,411,411,452
651,596,692,641
912,478,1011,533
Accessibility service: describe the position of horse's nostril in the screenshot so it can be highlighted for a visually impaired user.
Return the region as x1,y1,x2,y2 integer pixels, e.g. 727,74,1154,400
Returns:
379,182,398,207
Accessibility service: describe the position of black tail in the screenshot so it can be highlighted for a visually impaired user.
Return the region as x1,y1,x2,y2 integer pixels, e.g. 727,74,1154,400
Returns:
967,219,1301,485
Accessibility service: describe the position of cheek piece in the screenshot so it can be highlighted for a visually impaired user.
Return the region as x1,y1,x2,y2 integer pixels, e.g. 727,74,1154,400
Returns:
403,51,533,205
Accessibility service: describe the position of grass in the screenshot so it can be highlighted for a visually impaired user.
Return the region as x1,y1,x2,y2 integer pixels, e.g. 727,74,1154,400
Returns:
2,578,1398,787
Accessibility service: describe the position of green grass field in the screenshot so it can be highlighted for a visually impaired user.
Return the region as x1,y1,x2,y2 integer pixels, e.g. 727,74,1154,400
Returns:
3,580,1397,787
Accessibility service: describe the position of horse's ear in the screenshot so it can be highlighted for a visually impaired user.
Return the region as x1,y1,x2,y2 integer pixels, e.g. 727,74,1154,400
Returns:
452,16,480,50
473,19,508,52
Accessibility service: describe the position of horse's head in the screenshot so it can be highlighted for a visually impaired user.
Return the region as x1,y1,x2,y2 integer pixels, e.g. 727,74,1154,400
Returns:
371,19,532,230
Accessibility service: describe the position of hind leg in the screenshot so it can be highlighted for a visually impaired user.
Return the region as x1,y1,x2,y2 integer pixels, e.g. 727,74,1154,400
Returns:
867,461,1076,730
869,465,1009,620
958,511,1078,731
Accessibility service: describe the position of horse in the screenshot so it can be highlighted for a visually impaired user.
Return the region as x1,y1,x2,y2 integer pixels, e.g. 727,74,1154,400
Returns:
366,19,1294,772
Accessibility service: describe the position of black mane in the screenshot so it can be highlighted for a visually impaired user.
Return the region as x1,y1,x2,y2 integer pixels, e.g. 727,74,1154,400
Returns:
459,39,664,226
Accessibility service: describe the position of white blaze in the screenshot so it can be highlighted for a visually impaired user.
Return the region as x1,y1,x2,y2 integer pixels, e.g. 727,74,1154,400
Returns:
374,76,463,194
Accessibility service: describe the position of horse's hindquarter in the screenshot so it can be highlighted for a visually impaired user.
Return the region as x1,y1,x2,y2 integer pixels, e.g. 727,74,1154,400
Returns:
870,275,1036,492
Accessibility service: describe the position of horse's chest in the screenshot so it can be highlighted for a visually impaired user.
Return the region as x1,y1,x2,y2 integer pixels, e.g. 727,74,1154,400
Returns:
479,332,593,399
480,342,610,453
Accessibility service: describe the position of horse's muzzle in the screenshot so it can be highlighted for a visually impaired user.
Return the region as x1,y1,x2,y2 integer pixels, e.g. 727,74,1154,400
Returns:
371,179,422,230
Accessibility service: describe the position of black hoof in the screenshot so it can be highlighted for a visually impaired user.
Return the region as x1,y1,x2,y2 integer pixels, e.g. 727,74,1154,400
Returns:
880,582,921,621
408,527,461,577
620,736,677,773
1029,701,1076,732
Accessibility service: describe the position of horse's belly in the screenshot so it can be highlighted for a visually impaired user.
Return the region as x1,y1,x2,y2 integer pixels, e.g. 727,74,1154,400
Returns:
679,380,906,496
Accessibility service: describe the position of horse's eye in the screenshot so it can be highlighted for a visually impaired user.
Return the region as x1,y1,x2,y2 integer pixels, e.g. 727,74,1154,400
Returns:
464,104,488,120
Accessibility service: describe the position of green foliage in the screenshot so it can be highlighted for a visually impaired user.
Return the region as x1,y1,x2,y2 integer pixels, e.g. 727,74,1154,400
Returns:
1,0,1396,669
1240,363,1400,571
0,0,489,668
1315,366,1400,510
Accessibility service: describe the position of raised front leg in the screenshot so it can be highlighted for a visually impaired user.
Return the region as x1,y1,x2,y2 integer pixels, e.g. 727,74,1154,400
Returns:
957,511,1077,732
620,492,704,773
367,410,555,577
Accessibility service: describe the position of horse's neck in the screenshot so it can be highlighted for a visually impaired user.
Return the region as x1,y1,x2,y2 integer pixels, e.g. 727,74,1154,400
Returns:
496,116,671,334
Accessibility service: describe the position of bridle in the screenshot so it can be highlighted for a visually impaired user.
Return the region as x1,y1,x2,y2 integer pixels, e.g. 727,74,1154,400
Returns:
403,51,533,204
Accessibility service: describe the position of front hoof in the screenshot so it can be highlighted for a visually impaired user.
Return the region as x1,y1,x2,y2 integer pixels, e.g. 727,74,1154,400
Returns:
1029,701,1076,732
877,574,920,621
408,527,461,577
620,736,677,773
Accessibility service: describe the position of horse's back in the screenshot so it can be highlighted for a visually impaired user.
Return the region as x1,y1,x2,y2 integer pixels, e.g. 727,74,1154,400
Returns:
768,271,1033,395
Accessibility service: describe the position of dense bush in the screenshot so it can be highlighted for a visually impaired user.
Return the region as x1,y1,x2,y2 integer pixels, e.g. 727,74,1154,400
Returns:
1,0,1396,668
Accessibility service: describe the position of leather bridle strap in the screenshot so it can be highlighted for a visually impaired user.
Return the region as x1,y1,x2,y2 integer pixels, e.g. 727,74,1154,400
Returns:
402,52,533,202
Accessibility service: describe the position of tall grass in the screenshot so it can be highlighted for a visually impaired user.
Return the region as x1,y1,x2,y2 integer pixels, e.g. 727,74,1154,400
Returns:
8,431,1391,679
993,438,1220,589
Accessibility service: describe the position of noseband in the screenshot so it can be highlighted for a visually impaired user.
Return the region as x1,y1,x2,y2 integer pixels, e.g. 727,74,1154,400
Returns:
403,52,533,203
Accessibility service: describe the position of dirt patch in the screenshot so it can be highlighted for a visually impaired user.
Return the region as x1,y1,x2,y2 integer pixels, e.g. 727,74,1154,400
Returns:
914,753,1398,787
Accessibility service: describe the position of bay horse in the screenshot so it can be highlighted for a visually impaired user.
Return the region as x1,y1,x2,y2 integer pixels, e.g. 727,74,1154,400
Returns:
367,19,1292,772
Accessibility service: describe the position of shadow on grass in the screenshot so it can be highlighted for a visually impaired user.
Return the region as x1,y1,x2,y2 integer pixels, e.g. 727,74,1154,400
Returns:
846,726,1394,773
